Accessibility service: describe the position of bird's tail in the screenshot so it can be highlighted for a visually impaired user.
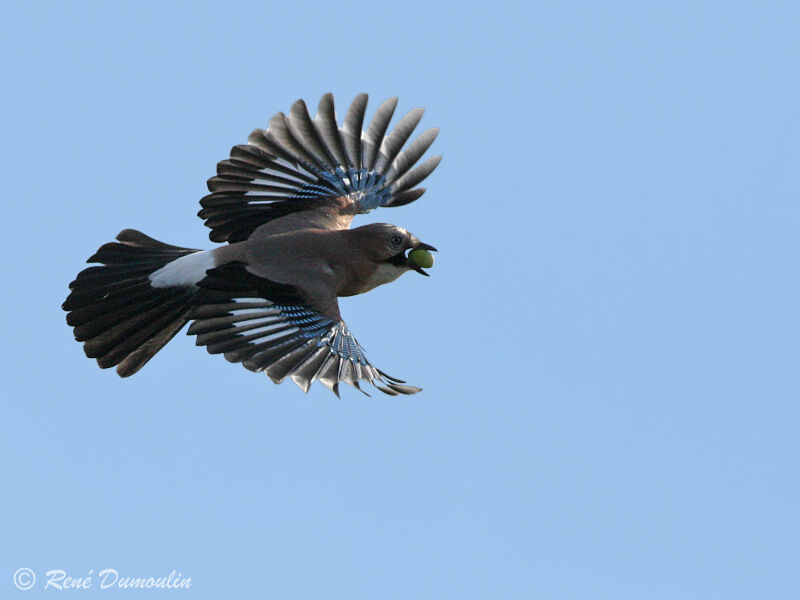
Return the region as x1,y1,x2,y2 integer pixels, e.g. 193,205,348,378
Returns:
63,229,201,377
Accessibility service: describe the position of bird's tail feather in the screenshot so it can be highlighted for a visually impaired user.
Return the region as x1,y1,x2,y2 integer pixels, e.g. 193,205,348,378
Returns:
63,229,200,377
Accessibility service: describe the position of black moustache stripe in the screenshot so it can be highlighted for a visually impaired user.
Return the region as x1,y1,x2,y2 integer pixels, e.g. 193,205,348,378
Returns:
386,253,408,266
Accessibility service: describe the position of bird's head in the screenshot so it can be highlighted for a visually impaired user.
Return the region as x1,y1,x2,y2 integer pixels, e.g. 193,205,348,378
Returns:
354,223,438,277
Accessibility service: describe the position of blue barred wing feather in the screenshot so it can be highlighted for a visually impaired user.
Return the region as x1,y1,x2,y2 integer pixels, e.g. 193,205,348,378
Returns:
187,263,420,396
198,93,441,242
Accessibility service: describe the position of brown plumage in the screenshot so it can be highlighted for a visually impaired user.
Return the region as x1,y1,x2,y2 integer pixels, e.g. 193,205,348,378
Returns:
63,93,441,396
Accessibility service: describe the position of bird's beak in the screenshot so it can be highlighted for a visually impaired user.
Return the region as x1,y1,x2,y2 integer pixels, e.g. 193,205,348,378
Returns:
409,262,429,276
407,241,438,276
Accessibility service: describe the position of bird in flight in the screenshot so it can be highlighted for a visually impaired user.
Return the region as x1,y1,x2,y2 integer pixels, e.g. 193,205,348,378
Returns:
63,93,441,396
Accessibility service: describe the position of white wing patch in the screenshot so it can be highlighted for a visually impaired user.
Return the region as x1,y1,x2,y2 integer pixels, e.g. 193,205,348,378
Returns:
149,250,216,288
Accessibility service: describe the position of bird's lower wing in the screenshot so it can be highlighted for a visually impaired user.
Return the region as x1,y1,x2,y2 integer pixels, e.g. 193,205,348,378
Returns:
187,262,420,396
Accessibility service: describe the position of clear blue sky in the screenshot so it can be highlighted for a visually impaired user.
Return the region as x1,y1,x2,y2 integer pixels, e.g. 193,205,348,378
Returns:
2,1,799,598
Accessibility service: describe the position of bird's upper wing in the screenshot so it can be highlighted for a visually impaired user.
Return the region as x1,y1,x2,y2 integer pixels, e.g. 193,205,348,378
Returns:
187,261,421,396
198,93,441,242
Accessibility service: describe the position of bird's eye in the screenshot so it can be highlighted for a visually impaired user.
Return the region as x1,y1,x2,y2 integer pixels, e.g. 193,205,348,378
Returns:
389,234,403,246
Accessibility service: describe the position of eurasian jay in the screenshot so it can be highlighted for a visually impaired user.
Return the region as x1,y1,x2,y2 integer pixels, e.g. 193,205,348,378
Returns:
63,93,441,396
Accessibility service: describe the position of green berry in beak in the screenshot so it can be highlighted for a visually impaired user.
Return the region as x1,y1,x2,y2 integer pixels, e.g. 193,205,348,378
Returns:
408,248,434,269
